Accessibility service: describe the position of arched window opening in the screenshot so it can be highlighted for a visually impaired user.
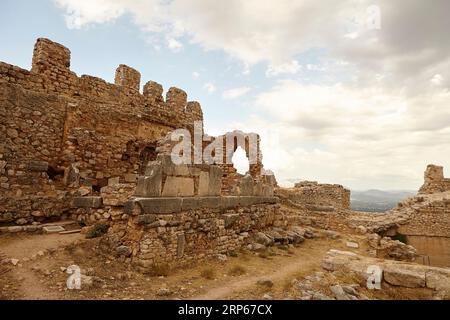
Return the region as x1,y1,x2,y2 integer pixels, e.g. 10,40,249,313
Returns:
232,146,250,175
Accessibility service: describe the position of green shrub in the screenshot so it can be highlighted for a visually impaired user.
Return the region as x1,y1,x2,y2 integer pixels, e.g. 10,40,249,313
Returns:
86,223,109,239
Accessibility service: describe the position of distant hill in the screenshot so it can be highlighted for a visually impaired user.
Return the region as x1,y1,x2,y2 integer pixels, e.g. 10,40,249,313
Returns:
350,189,416,212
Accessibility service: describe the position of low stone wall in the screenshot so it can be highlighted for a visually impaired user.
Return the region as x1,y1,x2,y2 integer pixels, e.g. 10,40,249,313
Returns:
276,181,350,211
397,197,450,238
100,197,281,269
322,249,450,293
419,164,450,194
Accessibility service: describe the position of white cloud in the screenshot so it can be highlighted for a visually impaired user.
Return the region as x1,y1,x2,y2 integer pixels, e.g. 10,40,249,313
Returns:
431,74,444,86
249,80,450,189
222,87,251,100
192,71,200,79
242,62,250,76
203,82,216,94
54,0,450,84
266,60,301,77
167,37,183,52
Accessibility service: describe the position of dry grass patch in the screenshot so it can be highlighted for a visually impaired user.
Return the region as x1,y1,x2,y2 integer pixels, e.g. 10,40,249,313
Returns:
200,267,216,280
146,263,171,277
228,265,246,276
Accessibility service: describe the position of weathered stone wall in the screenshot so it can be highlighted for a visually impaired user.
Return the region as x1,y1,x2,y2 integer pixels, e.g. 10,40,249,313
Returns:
407,236,450,268
69,183,280,267
322,249,450,293
276,181,350,211
419,164,450,194
397,197,450,238
108,199,280,268
0,38,204,225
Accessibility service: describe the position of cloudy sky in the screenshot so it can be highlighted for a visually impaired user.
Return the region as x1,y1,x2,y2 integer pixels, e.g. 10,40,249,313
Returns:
1,0,450,190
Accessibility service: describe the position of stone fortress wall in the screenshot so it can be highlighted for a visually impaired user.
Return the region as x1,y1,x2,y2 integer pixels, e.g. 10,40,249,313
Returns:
0,38,280,269
419,164,450,194
70,132,278,267
276,181,351,212
0,38,267,227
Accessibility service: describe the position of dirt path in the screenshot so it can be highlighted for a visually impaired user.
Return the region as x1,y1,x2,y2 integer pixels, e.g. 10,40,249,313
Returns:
12,265,59,299
191,257,320,300
190,240,339,300
0,233,82,260
0,232,83,299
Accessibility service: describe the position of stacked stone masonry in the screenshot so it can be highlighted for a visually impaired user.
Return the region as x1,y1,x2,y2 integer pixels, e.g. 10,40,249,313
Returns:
276,181,350,211
1,38,284,270
0,38,273,226
419,164,450,194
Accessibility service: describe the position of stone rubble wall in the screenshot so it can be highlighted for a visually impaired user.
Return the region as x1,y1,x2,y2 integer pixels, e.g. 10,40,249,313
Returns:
397,195,450,238
1,38,206,225
419,164,450,194
68,152,280,267
109,201,281,268
276,181,351,211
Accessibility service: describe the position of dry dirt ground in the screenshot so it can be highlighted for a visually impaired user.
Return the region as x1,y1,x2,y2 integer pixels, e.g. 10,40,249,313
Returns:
0,230,437,300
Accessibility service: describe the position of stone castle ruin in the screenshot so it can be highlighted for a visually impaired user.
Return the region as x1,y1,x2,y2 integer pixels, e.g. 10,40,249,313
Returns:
0,38,281,268
419,164,450,194
1,38,449,286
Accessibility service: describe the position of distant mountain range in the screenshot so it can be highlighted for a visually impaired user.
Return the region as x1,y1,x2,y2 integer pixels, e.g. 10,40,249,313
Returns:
350,189,416,212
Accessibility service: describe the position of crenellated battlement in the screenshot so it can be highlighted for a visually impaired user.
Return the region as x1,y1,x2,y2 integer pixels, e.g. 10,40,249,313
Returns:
0,37,209,224
31,38,71,73
0,38,203,127
419,164,450,194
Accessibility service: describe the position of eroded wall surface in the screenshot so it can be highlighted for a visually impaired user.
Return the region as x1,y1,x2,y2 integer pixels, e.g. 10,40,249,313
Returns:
1,38,203,224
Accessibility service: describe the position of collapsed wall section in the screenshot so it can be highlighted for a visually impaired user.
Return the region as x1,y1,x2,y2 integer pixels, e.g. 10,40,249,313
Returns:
276,181,350,211
419,164,450,194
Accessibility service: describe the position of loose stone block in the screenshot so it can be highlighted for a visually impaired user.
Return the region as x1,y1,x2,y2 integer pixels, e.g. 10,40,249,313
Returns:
221,196,240,209
177,233,186,258
136,198,183,214
198,196,221,209
209,166,222,196
173,164,190,176
63,164,79,187
108,177,120,186
261,185,274,197
43,225,65,234
124,173,137,182
72,196,103,208
137,214,157,225
162,176,194,197
384,265,426,288
253,181,263,196
239,196,259,206
239,174,254,196
198,171,210,196
223,214,239,228
181,197,201,211
157,154,176,175
27,160,49,172
114,64,141,91
136,163,162,197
